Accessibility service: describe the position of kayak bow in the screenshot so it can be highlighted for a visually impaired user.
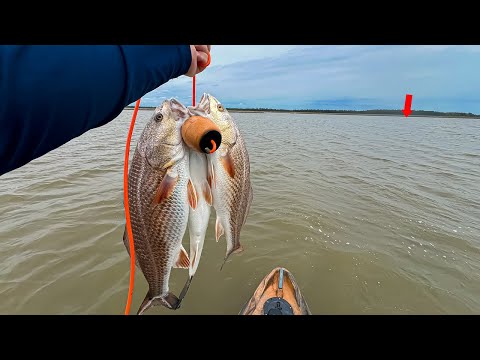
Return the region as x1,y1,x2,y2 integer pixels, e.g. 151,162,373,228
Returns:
239,267,311,315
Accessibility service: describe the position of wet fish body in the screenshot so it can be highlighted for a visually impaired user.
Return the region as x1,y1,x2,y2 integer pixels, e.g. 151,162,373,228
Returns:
187,150,212,277
190,93,253,264
123,99,197,315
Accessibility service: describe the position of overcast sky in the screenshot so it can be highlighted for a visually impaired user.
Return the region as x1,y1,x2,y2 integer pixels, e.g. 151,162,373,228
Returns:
137,45,480,114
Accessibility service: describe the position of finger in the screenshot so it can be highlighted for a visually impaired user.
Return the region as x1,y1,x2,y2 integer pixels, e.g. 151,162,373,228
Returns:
197,52,209,69
194,45,210,54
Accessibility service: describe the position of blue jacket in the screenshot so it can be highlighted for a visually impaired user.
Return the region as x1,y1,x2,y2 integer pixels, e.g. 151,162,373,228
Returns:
0,45,191,176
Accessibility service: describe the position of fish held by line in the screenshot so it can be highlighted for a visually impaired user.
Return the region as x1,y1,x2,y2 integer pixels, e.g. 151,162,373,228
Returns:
122,98,198,315
189,93,253,269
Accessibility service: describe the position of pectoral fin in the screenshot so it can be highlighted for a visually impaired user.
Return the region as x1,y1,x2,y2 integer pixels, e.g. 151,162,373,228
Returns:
122,226,140,268
215,217,225,242
187,179,198,210
220,152,235,178
207,158,215,188
153,171,178,204
173,245,190,269
203,181,212,206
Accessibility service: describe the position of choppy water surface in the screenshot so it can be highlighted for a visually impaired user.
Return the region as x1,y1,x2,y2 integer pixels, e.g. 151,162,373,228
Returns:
1,109,479,314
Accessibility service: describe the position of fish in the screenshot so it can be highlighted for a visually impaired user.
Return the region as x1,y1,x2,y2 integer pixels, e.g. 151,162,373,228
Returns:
186,150,212,278
122,98,198,315
190,93,253,268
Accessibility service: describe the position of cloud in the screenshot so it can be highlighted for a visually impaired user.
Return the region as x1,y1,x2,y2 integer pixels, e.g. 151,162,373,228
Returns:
136,45,480,113
207,45,300,66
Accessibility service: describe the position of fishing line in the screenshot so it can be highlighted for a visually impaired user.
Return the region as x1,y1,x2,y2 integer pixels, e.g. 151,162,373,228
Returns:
123,98,140,316
123,50,211,315
208,140,217,154
192,50,211,106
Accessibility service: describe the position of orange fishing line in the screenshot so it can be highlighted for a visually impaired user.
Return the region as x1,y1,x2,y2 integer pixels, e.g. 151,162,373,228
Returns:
209,139,217,154
124,98,140,315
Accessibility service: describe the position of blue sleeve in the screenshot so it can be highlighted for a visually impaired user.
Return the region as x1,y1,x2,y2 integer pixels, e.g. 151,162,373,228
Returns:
0,45,192,176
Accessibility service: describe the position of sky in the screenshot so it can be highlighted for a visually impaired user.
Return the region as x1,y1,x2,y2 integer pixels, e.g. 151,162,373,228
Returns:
136,45,480,114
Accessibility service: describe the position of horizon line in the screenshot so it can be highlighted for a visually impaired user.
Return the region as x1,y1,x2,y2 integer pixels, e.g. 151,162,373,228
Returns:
123,106,480,118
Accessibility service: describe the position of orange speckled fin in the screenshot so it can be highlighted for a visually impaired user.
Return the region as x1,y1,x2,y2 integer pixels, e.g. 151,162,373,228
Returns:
203,181,212,206
187,179,198,210
207,159,215,188
174,245,190,269
153,172,178,204
220,152,235,178
215,217,224,242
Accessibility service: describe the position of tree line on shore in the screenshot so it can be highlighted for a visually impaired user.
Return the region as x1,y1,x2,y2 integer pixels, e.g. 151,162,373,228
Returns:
124,106,480,118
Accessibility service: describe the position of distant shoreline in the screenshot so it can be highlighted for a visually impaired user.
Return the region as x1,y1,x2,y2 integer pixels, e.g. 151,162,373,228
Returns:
124,106,480,119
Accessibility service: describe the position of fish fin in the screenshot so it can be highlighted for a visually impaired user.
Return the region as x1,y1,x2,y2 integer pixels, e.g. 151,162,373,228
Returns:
169,98,190,121
243,187,253,226
137,292,181,314
220,152,235,178
173,245,190,269
215,217,224,242
220,245,244,271
122,226,140,268
153,171,178,204
207,159,215,188
203,181,212,206
177,276,194,309
122,227,129,254
230,244,245,256
137,293,155,315
187,179,198,210
163,292,181,310
196,93,211,113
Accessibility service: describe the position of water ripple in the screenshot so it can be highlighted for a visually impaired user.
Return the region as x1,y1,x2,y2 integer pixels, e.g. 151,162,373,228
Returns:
1,110,479,314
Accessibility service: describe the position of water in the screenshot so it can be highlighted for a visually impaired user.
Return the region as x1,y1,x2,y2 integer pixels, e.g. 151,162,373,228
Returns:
1,109,479,314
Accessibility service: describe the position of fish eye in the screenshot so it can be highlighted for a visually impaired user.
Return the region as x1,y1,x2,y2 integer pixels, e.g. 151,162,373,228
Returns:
217,104,225,112
154,113,163,122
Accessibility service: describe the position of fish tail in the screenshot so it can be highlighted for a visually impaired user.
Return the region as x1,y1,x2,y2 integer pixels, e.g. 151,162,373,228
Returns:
136,291,181,315
162,292,181,310
177,275,194,308
123,226,142,268
220,244,244,271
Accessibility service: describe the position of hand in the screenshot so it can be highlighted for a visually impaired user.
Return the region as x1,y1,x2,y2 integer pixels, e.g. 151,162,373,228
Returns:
185,45,211,77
